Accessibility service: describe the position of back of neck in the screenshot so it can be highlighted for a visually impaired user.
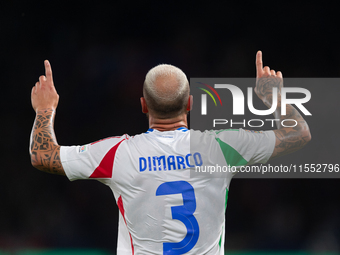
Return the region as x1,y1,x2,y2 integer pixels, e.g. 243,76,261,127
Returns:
148,113,188,131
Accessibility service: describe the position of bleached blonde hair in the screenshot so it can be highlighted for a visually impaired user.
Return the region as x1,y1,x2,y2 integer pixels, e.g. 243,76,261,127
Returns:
143,64,189,118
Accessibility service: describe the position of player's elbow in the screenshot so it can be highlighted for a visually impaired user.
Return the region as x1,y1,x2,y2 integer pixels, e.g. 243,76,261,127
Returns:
30,152,44,171
31,160,48,172
298,126,311,149
30,157,40,170
303,128,312,144
305,130,312,143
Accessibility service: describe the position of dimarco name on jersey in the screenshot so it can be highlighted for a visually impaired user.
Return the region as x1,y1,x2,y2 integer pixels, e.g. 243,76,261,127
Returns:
139,152,203,172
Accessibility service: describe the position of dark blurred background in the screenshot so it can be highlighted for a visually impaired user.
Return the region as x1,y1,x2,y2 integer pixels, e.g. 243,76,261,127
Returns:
1,1,340,254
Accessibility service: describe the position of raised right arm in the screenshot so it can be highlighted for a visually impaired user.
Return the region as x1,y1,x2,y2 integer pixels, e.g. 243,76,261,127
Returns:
255,51,311,160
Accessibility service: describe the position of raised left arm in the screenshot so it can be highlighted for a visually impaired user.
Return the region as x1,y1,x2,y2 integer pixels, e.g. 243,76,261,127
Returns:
29,60,65,175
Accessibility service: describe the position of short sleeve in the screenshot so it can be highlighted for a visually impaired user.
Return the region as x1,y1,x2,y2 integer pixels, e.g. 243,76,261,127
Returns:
60,135,128,183
212,129,275,167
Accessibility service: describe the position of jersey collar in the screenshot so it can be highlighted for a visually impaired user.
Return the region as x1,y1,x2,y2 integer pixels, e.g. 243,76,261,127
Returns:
146,127,188,133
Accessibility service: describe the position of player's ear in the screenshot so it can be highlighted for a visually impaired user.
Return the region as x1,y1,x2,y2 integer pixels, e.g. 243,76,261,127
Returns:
186,95,193,111
140,97,148,113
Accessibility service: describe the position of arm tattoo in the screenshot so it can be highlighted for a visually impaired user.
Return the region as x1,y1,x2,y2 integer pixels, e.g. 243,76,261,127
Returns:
30,109,65,175
271,105,310,158
256,77,311,159
256,76,282,108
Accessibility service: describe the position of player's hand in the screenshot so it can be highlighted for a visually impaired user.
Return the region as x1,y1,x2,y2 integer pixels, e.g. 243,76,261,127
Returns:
31,60,59,112
255,51,283,106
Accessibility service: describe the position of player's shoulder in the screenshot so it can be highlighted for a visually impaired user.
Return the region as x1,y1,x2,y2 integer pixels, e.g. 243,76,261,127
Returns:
190,128,273,144
200,128,270,136
133,128,190,137
89,134,130,147
190,128,242,137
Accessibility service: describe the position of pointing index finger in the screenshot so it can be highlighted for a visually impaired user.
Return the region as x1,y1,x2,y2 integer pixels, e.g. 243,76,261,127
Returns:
256,51,263,77
44,60,53,82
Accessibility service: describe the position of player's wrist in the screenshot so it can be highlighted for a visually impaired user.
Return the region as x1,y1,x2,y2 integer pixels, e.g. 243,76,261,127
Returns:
35,107,57,114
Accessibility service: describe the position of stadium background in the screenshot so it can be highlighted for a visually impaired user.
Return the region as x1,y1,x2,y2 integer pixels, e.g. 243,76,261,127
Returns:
1,1,340,254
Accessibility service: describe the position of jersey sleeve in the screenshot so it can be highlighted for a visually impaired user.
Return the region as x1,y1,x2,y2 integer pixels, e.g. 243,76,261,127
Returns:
60,135,129,183
212,129,275,167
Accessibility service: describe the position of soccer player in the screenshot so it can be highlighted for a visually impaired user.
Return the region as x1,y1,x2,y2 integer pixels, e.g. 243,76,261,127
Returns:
30,51,311,254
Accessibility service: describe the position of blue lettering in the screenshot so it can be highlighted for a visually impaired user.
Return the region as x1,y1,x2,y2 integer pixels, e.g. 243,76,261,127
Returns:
139,153,203,172
193,152,203,166
167,156,176,170
148,157,152,171
185,154,195,168
152,156,158,171
176,156,186,169
157,155,166,171
139,157,147,172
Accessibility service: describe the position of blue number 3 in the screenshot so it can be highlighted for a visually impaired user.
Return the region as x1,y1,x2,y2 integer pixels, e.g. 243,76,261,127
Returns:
156,181,200,255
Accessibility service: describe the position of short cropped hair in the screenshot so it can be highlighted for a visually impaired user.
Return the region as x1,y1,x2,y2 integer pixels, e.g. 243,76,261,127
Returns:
143,64,189,118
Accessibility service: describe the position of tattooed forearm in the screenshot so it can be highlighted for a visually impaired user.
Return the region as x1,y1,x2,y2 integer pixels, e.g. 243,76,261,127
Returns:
30,109,65,175
256,76,311,159
256,76,282,108
271,105,311,158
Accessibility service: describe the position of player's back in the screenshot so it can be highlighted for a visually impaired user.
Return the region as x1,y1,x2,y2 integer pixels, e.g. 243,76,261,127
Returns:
61,127,274,254
110,128,230,255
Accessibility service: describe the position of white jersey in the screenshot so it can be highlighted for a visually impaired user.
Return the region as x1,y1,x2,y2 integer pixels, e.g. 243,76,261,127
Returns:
60,128,275,255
